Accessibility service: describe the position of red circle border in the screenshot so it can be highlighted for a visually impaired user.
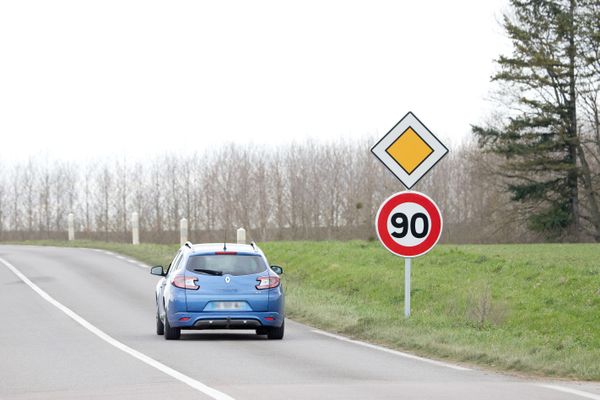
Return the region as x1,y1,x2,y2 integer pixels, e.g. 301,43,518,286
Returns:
375,191,442,258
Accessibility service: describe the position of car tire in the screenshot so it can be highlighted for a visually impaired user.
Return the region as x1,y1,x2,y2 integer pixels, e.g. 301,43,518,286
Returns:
156,309,164,335
164,312,181,340
267,320,284,340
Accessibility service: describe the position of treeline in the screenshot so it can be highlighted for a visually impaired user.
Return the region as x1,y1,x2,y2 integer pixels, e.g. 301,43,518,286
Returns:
0,139,543,244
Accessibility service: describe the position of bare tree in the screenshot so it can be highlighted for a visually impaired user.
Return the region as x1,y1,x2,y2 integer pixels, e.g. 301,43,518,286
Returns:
1,138,590,244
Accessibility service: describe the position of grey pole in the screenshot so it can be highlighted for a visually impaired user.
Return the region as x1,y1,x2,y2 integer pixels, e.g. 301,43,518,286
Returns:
405,257,411,318
132,212,140,245
237,228,246,244
68,213,75,241
180,218,188,246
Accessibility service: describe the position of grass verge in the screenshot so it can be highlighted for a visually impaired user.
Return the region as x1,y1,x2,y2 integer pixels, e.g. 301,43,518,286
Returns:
7,239,600,380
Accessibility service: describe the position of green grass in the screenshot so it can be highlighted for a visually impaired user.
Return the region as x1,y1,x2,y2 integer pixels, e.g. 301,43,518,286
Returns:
10,239,600,380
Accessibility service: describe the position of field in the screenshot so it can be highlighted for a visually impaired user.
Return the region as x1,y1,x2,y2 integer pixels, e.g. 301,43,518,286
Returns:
10,240,600,380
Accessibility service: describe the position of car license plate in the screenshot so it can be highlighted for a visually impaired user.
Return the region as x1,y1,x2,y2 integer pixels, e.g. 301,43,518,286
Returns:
213,301,243,310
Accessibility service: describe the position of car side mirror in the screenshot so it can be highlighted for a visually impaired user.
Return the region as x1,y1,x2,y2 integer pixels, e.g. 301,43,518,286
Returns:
271,265,283,275
151,266,166,276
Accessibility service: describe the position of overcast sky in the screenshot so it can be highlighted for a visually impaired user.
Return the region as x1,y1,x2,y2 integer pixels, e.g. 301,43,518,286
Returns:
0,0,510,163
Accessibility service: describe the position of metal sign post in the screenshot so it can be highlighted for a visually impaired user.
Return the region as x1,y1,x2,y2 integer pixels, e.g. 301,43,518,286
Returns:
404,257,411,318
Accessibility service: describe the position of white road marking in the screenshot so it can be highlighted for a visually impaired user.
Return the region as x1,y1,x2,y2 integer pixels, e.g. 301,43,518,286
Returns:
83,248,149,269
128,262,148,270
0,257,236,400
88,248,149,269
312,329,471,371
536,384,600,400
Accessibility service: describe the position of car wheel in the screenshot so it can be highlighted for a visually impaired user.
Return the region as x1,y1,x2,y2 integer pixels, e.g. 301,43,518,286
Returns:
267,319,284,340
156,309,164,335
164,312,181,340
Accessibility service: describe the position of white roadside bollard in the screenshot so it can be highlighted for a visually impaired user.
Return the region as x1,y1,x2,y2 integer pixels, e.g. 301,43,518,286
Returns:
180,218,188,246
68,213,75,241
132,212,140,245
237,227,246,244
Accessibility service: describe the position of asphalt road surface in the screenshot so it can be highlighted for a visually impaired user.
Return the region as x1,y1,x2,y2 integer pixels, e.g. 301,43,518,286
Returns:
1,245,599,400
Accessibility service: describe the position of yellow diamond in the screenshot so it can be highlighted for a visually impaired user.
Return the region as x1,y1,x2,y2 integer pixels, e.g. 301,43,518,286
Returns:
385,127,433,174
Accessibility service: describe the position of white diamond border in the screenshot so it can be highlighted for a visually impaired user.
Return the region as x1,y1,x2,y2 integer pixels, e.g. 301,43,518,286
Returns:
371,112,449,189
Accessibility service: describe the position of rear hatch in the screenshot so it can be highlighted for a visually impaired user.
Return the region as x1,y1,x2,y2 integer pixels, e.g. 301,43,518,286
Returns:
184,252,269,312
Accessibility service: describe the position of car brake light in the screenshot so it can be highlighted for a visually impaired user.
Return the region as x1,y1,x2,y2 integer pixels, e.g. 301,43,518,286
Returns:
215,251,238,255
256,276,280,290
172,275,199,290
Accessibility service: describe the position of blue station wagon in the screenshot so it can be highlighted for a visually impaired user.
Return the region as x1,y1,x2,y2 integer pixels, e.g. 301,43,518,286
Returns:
151,242,285,340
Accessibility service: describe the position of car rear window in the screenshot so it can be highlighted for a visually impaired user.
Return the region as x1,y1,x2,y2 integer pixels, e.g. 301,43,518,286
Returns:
186,254,267,276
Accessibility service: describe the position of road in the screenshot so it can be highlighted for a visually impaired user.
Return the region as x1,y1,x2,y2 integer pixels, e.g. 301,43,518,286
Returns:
1,245,599,400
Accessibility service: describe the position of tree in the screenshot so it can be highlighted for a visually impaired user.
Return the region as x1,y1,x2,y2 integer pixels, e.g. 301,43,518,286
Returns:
473,0,600,240
81,163,97,233
95,164,113,241
576,0,600,238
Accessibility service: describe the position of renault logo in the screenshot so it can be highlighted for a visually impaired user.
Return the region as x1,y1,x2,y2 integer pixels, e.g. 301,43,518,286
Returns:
224,276,231,284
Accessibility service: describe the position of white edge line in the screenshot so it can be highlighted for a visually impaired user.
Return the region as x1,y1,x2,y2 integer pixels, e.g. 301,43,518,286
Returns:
536,384,600,400
0,257,235,400
311,329,471,371
88,248,148,269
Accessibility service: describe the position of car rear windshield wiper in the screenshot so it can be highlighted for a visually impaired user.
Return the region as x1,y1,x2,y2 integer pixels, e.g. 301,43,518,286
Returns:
193,268,223,276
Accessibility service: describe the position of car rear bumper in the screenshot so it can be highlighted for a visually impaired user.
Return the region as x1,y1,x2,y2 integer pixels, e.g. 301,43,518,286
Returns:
168,311,284,329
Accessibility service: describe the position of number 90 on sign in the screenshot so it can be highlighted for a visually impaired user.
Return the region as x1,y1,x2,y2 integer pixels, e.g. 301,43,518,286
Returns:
388,203,430,246
376,191,443,258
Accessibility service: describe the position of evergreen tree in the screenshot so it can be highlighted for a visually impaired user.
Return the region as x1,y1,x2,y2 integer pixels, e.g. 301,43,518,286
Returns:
473,0,599,240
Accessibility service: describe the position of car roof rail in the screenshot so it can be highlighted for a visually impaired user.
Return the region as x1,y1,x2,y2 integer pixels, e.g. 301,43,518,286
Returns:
250,241,257,251
184,241,193,249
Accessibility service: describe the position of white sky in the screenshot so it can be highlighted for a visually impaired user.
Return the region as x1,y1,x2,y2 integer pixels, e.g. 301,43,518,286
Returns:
0,0,510,163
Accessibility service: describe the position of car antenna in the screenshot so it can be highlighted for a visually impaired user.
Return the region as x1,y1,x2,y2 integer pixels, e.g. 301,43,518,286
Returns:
223,231,227,251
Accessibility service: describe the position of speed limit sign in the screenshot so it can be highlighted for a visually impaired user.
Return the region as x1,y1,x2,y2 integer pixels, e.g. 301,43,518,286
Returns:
376,191,443,258
375,191,443,318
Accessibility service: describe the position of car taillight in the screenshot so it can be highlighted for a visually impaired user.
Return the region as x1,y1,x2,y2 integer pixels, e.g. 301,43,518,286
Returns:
256,276,280,290
172,275,199,290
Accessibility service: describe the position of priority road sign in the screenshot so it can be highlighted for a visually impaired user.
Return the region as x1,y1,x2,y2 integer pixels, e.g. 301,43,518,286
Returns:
371,112,448,189
375,191,443,258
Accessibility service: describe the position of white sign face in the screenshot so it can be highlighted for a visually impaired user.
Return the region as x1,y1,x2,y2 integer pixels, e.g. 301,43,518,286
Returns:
375,191,443,258
386,202,430,247
371,112,448,189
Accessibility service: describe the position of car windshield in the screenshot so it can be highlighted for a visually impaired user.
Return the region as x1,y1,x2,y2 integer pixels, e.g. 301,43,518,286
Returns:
186,254,267,276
